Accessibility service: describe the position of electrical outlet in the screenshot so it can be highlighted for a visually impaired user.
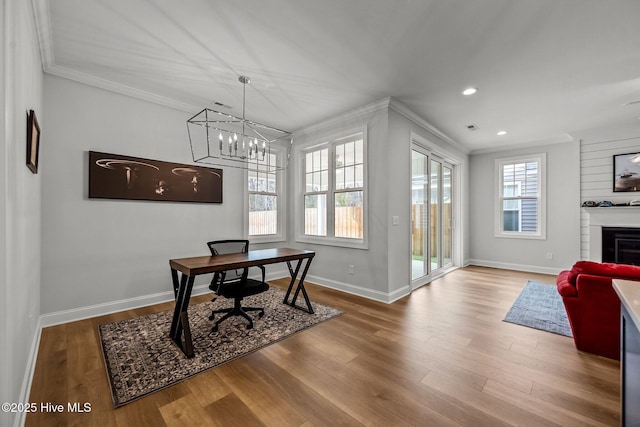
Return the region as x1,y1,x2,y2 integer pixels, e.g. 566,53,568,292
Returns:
545,252,553,260
348,265,355,275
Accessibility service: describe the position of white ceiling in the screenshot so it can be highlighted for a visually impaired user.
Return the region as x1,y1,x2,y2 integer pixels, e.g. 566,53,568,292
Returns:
34,0,640,152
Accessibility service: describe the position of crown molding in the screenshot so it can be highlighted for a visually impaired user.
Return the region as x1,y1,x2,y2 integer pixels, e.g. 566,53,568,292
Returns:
293,97,392,137
469,133,574,156
32,0,54,70
32,0,199,113
45,65,200,113
388,98,469,155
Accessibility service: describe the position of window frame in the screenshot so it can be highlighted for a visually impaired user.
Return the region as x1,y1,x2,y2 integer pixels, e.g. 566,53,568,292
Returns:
494,153,546,240
296,128,368,249
244,148,287,244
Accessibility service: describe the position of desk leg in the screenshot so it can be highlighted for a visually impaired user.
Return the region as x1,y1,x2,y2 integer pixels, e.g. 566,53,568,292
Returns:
171,268,180,299
169,270,196,358
283,257,314,314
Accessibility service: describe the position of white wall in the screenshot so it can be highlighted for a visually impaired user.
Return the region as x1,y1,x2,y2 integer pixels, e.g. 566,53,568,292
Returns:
387,107,469,291
1,1,43,426
41,75,245,319
469,140,581,274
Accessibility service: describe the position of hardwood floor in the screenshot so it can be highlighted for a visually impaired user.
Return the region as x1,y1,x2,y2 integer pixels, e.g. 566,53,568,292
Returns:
26,266,620,426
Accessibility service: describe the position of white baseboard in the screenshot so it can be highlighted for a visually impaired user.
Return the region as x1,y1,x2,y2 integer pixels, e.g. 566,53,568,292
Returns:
39,284,212,328
304,274,410,304
40,268,292,328
467,259,562,276
14,317,42,427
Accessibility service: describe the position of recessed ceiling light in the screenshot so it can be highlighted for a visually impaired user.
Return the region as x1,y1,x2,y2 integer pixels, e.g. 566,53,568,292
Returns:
497,130,507,136
462,87,478,96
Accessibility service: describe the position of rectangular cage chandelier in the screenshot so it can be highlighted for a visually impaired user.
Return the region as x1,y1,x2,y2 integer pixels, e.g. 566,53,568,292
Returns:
187,76,293,171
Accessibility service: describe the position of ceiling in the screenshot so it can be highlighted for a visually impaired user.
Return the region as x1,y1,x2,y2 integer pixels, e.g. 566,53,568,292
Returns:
34,0,640,153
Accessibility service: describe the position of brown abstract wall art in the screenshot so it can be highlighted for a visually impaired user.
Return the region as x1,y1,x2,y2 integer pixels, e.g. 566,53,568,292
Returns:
89,151,223,203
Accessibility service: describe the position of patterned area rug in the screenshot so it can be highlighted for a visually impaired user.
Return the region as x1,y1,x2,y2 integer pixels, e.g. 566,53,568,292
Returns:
503,280,573,337
99,287,342,407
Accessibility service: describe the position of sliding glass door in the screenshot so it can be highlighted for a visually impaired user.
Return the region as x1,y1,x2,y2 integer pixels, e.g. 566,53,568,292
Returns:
411,145,454,286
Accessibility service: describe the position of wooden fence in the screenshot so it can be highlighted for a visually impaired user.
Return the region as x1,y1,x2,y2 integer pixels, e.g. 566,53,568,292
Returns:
249,210,277,235
250,206,449,251
304,207,363,238
411,203,452,257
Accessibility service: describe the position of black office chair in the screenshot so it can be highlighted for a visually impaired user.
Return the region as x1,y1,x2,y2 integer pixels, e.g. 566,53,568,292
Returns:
207,240,269,332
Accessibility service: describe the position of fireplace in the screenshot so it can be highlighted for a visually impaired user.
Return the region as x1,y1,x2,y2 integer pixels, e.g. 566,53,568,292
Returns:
602,227,640,265
585,207,640,262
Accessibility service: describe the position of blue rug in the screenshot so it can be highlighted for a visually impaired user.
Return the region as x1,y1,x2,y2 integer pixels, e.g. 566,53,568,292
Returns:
503,280,572,337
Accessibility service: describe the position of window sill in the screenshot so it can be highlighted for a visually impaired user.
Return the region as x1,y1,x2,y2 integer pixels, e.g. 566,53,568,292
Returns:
494,232,546,240
248,235,287,245
295,235,368,250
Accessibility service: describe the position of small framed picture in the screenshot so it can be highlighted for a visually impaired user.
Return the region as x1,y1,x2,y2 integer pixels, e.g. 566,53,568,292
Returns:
613,152,640,192
26,110,40,174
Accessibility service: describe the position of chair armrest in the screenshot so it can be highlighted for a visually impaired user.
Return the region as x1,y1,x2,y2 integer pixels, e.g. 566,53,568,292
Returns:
209,271,227,293
575,273,616,298
557,270,577,297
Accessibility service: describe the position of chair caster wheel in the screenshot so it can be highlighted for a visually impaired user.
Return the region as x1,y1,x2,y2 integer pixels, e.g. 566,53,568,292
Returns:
258,311,265,318
208,314,215,321
246,324,253,330
212,325,218,332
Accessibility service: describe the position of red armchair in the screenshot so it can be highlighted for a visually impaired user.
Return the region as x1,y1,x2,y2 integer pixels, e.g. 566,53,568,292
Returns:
557,261,640,360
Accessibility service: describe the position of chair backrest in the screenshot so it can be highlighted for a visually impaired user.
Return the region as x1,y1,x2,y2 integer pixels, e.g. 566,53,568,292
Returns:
207,240,249,256
207,240,249,285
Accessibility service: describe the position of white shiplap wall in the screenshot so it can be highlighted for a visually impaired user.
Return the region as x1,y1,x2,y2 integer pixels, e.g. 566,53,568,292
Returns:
580,136,640,259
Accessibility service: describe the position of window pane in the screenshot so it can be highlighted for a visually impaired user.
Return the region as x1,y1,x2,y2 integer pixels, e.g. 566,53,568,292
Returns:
355,139,364,164
311,171,320,191
305,194,327,236
502,199,538,233
306,152,313,172
336,144,345,167
345,141,355,165
346,165,355,188
503,210,520,232
335,167,344,190
335,191,363,239
503,164,515,183
523,162,538,196
320,148,328,170
355,164,363,188
313,151,321,170
248,176,257,192
319,170,327,191
257,172,267,192
521,199,538,232
504,183,517,197
249,194,277,235
306,173,313,192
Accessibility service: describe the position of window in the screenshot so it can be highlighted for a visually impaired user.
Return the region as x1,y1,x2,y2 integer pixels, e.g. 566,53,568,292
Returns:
247,152,285,241
304,148,329,236
495,154,546,239
299,131,367,247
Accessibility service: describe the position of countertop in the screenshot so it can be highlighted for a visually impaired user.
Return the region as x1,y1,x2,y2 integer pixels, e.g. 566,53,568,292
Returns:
613,279,640,329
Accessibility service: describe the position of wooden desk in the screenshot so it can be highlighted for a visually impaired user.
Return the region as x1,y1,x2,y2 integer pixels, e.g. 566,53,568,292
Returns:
169,248,315,358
